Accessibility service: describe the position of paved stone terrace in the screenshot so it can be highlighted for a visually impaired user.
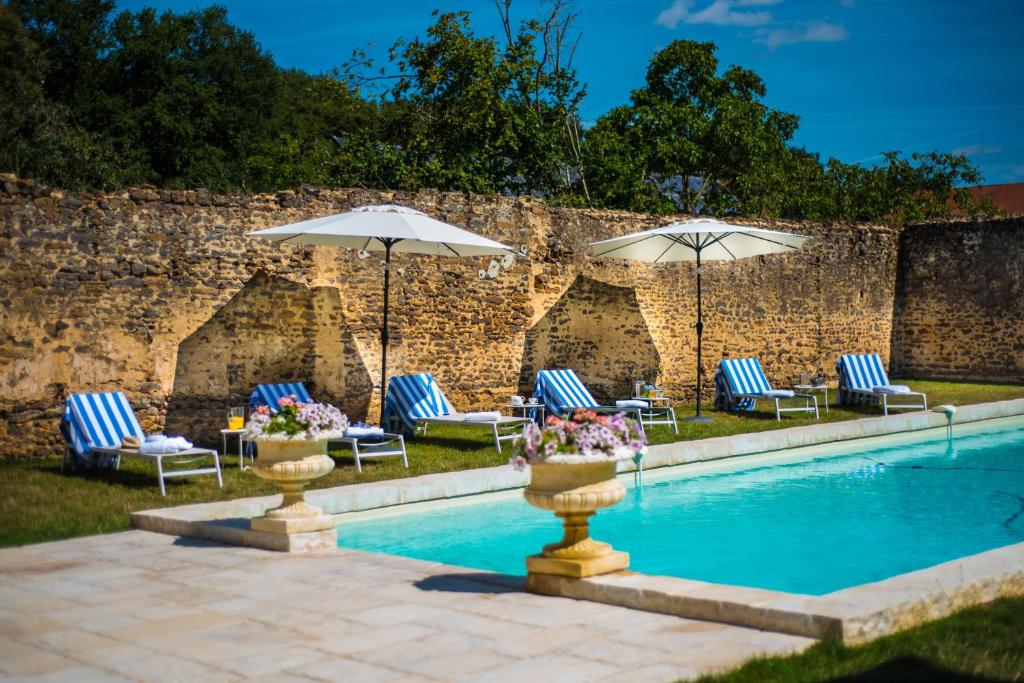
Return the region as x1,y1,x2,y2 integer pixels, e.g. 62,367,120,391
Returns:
0,531,812,682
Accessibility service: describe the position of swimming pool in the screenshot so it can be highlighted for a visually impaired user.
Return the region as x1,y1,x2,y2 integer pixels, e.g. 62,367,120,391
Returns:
337,417,1024,595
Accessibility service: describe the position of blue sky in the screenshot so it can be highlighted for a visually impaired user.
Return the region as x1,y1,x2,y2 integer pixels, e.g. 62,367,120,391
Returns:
114,0,1024,184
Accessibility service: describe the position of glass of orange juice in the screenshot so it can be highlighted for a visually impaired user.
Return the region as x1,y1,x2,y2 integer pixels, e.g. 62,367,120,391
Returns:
228,407,245,430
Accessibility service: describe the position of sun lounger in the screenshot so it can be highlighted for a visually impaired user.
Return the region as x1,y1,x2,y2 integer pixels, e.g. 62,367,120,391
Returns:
533,369,678,434
60,391,222,495
382,373,529,453
836,354,927,415
248,382,313,411
250,383,409,468
714,358,819,421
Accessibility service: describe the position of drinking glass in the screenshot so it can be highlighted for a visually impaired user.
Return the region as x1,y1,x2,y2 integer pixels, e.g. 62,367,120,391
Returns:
228,407,245,430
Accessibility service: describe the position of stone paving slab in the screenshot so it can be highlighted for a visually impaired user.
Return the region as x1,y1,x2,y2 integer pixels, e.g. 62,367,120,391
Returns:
0,532,812,682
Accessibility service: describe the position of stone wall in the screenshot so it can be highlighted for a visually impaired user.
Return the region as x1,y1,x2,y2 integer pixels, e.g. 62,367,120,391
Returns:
890,215,1024,382
2,176,903,457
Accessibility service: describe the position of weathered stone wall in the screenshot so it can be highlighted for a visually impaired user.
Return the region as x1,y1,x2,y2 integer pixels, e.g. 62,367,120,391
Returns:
1,176,904,457
890,215,1024,382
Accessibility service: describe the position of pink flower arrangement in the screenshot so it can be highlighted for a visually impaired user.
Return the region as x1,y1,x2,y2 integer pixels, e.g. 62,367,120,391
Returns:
245,395,348,441
510,408,646,470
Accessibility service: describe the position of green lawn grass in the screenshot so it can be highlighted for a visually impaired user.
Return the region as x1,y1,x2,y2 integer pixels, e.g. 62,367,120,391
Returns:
697,595,1024,683
1,378,1021,548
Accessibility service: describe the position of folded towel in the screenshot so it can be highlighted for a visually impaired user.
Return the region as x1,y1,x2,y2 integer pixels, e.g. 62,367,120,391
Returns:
346,426,385,438
464,411,501,422
140,436,193,454
121,435,140,449
616,400,648,408
760,390,795,399
873,385,911,395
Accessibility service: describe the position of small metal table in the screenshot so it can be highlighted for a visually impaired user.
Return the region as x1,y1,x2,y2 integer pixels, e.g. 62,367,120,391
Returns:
503,403,545,423
220,428,251,469
793,385,830,413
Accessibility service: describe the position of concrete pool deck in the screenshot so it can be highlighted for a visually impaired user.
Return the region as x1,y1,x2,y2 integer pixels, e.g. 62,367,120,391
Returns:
0,531,813,682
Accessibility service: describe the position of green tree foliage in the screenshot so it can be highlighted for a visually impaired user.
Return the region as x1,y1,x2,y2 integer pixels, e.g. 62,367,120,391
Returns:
340,3,586,198
584,40,799,215
0,1,996,222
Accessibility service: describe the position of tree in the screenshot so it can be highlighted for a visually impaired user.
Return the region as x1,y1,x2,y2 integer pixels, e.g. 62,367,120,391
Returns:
582,40,799,215
341,3,586,198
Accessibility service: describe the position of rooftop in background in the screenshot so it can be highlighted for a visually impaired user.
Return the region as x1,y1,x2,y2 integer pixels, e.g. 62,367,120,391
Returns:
960,183,1024,215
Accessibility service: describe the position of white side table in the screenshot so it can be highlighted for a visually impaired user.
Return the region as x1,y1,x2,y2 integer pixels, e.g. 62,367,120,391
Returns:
220,428,251,469
793,385,830,413
503,403,545,423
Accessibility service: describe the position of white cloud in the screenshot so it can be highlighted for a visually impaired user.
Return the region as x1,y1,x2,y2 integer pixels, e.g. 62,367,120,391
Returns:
656,0,780,29
753,20,850,48
952,144,1004,156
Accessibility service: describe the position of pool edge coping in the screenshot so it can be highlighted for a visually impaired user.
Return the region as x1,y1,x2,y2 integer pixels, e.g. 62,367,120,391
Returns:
131,397,1024,544
128,397,1024,643
527,541,1024,645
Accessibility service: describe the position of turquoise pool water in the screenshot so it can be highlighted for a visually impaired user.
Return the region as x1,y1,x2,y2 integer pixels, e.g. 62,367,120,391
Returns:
337,418,1024,595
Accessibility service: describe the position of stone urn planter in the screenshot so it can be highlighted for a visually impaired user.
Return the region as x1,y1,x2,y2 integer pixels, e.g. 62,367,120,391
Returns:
251,439,335,535
523,456,629,579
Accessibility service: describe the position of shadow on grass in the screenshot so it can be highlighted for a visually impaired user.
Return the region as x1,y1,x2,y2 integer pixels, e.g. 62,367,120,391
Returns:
411,434,496,452
414,572,524,594
825,656,1005,682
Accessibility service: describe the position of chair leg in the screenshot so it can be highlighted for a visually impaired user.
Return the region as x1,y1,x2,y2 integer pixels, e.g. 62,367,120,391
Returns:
774,399,781,421
399,436,408,469
883,395,889,416
492,424,501,453
156,456,166,496
812,396,820,420
353,441,362,473
213,450,223,488
670,408,678,434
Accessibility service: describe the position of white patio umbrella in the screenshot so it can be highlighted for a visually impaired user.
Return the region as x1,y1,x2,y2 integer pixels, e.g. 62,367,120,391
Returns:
249,204,517,422
589,218,809,423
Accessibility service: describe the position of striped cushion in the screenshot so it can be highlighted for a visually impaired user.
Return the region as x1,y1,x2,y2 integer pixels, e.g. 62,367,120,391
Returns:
534,369,599,417
382,373,454,433
838,354,890,391
249,383,312,412
61,391,144,458
719,358,774,396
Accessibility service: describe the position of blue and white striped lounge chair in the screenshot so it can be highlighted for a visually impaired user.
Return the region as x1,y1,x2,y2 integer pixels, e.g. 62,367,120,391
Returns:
714,358,819,421
250,382,408,469
248,382,313,411
533,369,678,434
382,373,530,452
836,354,927,415
60,391,222,495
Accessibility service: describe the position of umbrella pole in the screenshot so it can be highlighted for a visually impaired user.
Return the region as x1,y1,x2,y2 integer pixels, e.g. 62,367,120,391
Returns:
685,247,713,424
379,240,394,426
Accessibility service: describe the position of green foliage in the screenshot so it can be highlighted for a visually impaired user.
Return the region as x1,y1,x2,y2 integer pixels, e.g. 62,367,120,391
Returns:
583,40,800,215
0,1,999,222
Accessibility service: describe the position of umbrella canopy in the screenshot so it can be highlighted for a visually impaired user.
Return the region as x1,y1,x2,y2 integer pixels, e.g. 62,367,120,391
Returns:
249,204,514,256
589,218,808,262
249,204,517,423
589,218,809,423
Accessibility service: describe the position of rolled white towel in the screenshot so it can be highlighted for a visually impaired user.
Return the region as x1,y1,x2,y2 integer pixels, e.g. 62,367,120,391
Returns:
346,426,385,438
464,411,501,422
140,436,192,454
873,385,911,395
616,399,648,408
760,390,795,399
